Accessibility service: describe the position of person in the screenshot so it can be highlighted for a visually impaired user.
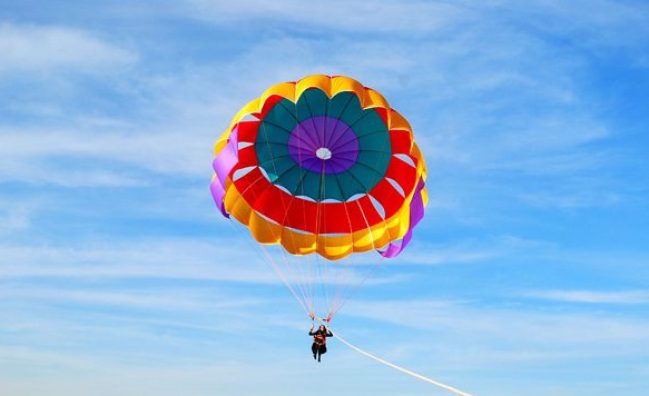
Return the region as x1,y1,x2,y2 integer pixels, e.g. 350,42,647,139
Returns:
309,323,333,362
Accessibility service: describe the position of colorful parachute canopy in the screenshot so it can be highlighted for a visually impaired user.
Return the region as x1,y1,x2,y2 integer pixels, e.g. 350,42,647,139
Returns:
211,75,427,261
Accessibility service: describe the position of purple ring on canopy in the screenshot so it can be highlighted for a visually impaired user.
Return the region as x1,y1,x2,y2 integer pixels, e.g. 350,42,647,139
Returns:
288,116,359,174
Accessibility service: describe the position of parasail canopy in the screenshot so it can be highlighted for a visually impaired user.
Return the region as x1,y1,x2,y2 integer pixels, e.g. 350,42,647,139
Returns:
211,75,427,262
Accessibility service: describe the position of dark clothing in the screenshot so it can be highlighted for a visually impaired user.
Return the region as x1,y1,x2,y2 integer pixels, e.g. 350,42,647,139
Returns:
309,328,333,345
311,342,326,358
309,328,333,362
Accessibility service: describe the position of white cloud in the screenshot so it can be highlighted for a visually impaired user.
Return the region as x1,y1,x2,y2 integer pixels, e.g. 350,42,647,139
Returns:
399,243,499,266
0,23,137,74
0,285,263,311
0,349,372,396
0,240,275,283
517,188,623,209
498,0,649,53
0,239,405,287
0,7,619,194
523,290,649,304
185,0,462,33
0,126,211,185
396,235,552,266
343,298,649,351
0,202,31,234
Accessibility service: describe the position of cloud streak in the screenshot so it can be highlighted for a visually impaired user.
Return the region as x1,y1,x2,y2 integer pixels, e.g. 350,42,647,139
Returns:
185,0,463,33
523,289,649,305
0,239,406,287
0,23,137,74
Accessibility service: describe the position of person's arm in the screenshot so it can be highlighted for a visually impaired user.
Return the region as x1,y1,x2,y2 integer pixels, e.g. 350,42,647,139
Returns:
308,324,316,336
326,329,333,337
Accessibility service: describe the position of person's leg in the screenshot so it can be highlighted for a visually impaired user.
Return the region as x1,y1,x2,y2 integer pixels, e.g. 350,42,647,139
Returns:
311,343,317,359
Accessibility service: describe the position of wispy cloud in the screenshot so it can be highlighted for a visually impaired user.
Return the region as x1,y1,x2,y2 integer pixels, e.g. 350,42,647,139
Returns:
343,298,649,359
185,0,463,33
522,289,649,304
392,234,556,267
0,126,210,185
0,3,625,198
0,201,31,235
0,240,279,283
0,284,264,311
399,242,500,266
0,239,406,287
0,23,137,74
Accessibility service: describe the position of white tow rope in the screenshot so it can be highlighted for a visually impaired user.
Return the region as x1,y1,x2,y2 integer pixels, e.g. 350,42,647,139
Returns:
314,317,472,396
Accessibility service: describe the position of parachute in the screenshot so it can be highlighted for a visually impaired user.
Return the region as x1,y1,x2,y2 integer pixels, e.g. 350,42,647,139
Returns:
210,75,427,320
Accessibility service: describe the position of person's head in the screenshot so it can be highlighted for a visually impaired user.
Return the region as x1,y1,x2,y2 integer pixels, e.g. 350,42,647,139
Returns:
319,325,326,332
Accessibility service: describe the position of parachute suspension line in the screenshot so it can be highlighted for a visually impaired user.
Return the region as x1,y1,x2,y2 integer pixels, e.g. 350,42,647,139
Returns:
322,96,334,319
296,99,316,318
293,95,327,320
329,160,366,319
220,140,312,316
223,214,311,316
327,184,388,318
323,133,389,320
336,135,402,316
260,114,314,315
304,99,322,317
313,317,472,396
329,137,396,316
317,159,330,318
268,100,314,318
329,216,378,317
329,253,383,318
256,238,311,316
310,96,327,320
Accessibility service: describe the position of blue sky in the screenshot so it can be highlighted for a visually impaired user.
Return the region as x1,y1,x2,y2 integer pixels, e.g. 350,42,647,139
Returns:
1,1,649,395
